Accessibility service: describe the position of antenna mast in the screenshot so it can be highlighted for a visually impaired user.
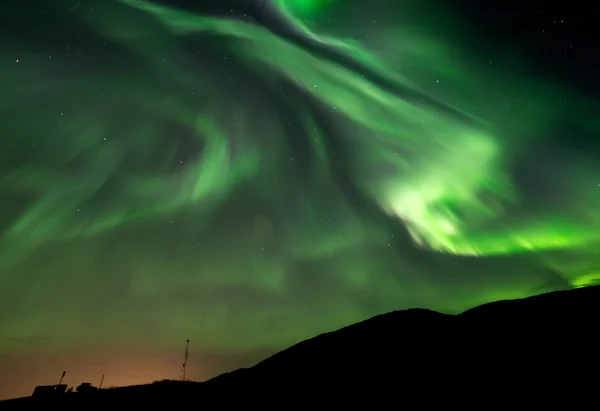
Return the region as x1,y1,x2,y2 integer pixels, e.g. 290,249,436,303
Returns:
58,371,66,385
182,339,190,381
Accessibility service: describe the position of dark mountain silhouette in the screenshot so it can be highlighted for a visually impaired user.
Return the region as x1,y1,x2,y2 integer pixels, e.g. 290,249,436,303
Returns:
3,285,599,406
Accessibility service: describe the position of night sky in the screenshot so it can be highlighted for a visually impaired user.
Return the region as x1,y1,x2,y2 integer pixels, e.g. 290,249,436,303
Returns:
1,0,599,399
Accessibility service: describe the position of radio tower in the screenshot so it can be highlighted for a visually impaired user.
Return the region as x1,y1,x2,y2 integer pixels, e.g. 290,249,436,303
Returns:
181,339,190,381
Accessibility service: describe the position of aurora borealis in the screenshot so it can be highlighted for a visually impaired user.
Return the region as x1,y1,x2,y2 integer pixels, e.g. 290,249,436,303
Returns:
1,0,599,399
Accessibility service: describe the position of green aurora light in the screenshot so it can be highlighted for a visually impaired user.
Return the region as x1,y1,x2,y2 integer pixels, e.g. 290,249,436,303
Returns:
0,0,599,395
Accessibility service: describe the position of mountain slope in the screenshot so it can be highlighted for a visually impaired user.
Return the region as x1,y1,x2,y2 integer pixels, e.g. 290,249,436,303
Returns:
202,285,600,392
3,285,598,406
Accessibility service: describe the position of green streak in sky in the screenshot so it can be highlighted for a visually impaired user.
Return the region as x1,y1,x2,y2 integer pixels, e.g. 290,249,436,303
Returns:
112,0,600,259
275,0,337,16
0,0,598,366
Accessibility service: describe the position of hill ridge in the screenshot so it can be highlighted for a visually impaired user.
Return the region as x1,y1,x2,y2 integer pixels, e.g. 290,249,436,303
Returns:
3,285,598,405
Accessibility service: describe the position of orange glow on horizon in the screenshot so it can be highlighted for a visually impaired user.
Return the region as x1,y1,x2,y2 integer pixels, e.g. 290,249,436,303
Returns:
0,349,211,400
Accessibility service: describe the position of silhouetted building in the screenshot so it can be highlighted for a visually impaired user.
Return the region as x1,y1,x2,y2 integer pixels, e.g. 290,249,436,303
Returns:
32,384,67,397
76,382,98,393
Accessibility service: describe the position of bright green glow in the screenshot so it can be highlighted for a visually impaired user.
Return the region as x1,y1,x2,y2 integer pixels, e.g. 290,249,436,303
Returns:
571,273,600,288
276,0,337,16
0,0,598,393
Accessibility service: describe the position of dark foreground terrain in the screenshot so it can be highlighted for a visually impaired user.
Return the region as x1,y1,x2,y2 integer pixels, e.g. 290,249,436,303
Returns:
3,285,599,406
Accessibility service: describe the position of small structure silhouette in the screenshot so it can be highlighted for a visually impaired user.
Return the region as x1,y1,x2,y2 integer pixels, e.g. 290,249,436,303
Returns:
32,371,68,397
76,382,99,393
32,384,67,397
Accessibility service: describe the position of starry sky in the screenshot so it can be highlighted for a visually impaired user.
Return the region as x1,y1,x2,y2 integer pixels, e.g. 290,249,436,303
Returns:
1,0,599,399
